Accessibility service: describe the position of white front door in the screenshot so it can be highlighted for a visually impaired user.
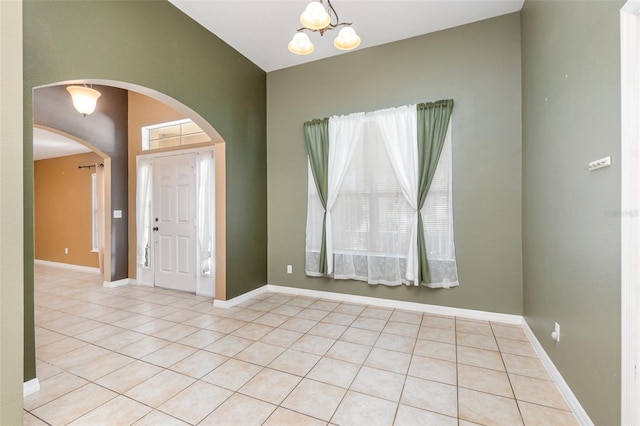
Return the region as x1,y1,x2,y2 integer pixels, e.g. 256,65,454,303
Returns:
153,153,197,292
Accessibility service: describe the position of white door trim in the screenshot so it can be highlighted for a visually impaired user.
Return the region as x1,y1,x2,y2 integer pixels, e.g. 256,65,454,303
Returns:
621,2,640,424
136,146,215,296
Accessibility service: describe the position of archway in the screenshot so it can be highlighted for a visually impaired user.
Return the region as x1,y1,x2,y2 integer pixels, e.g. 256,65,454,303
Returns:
32,80,226,298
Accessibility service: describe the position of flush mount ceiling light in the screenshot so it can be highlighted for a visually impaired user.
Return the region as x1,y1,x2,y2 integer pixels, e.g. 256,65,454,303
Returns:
288,0,361,55
66,85,101,117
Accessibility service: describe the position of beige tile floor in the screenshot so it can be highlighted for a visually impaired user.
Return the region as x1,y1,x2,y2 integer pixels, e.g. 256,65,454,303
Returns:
24,264,580,426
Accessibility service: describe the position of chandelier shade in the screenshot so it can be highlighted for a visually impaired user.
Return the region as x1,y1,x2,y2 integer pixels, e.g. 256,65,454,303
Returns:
288,32,315,55
334,26,361,50
66,85,101,116
300,1,331,30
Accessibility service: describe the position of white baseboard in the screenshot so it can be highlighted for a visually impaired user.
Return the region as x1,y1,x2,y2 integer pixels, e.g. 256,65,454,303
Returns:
103,278,134,288
23,378,40,397
522,321,593,425
34,259,100,274
213,285,269,308
266,284,522,324
216,283,520,324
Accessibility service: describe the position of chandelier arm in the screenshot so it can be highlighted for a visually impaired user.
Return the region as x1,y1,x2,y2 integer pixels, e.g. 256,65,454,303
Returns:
328,22,352,30
296,21,352,35
326,0,338,26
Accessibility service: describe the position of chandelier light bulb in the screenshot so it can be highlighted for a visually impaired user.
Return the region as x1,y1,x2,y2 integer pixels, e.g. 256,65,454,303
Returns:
66,85,101,116
288,32,315,55
300,1,331,30
334,26,361,50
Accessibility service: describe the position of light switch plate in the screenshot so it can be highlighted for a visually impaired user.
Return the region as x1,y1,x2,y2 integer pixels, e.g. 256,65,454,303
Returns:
113,210,122,219
587,156,611,171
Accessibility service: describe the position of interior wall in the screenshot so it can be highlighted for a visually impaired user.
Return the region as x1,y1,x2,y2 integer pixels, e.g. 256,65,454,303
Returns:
267,13,523,314
0,0,24,422
23,0,267,381
521,1,623,424
34,152,103,268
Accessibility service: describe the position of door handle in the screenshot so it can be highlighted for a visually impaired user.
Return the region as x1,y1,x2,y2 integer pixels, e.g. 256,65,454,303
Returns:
153,227,159,232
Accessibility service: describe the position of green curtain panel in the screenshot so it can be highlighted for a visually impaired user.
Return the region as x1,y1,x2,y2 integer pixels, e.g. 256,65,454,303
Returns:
304,118,330,275
417,99,454,284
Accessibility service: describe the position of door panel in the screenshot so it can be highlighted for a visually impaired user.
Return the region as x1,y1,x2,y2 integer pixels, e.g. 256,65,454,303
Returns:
153,153,197,292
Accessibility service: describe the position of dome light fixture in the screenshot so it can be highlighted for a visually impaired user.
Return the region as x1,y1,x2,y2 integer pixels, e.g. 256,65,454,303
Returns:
289,0,360,56
66,85,101,117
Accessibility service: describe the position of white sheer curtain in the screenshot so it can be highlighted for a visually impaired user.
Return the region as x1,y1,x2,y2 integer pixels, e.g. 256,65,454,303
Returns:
197,151,215,276
332,112,415,285
96,164,106,275
325,113,364,276
136,158,153,268
421,123,458,288
305,160,325,275
373,105,420,284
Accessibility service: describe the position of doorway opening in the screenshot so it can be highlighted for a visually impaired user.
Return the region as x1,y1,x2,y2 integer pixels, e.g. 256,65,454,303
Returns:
32,125,112,284
136,147,215,296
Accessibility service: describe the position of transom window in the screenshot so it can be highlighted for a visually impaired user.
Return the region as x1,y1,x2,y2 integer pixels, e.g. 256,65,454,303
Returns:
141,119,210,151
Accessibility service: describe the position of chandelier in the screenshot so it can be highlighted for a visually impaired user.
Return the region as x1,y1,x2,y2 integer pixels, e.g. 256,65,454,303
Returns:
288,0,361,55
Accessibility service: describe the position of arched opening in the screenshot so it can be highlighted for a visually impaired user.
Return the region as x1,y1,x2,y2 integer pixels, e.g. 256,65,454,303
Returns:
33,80,226,299
33,125,111,283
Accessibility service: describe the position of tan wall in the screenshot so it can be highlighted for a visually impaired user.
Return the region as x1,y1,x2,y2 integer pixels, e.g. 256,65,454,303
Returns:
127,91,227,298
34,152,103,268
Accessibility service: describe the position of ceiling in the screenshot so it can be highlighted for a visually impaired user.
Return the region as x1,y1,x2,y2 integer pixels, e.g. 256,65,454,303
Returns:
33,128,91,161
170,0,524,72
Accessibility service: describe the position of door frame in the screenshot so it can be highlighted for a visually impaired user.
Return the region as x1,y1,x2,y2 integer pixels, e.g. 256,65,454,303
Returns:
620,1,640,424
136,146,215,297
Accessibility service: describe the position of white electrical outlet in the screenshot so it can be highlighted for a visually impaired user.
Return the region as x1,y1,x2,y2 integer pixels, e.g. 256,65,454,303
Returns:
64,247,68,255
551,322,560,342
286,265,292,274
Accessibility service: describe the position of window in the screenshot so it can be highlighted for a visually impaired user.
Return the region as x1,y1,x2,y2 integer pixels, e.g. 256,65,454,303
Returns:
91,173,98,252
141,119,210,151
331,118,415,284
305,103,458,288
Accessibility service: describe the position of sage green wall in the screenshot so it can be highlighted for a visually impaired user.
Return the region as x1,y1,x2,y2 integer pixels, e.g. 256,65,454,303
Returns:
521,1,622,424
267,13,523,314
0,0,24,423
23,0,267,380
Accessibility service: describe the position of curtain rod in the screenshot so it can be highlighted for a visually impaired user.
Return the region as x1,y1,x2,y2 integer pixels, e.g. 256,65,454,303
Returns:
78,163,104,170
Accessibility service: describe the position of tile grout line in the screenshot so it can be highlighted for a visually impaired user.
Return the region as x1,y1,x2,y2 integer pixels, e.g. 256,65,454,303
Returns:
491,321,526,425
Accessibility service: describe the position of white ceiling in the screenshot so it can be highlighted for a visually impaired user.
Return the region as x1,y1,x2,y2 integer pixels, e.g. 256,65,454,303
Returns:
33,128,91,161
170,0,524,72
